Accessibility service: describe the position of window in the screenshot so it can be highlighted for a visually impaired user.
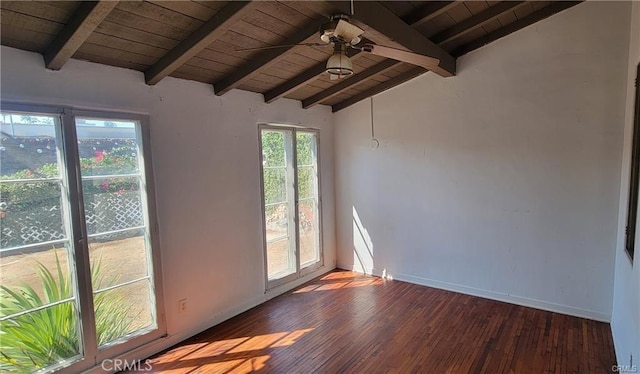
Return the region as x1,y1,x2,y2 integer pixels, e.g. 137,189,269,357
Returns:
625,63,640,263
259,125,322,288
0,104,165,373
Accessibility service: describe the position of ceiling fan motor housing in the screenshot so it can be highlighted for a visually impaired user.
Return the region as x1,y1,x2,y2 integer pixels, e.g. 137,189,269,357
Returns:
319,14,360,45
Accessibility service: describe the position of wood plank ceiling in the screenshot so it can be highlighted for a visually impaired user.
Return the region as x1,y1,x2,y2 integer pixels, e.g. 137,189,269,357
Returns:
0,1,582,112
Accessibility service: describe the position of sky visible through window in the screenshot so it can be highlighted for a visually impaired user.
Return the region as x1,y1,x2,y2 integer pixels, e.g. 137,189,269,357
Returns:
1,114,135,128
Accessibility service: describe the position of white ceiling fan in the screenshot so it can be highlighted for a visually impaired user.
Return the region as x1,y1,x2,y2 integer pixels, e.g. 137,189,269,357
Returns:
235,14,441,80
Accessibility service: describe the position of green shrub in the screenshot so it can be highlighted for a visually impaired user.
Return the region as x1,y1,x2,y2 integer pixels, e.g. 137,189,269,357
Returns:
0,146,138,201
0,147,140,248
0,252,135,373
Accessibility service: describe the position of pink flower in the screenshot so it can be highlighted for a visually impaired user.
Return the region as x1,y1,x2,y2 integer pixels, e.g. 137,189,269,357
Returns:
100,182,109,190
94,151,104,162
116,189,125,196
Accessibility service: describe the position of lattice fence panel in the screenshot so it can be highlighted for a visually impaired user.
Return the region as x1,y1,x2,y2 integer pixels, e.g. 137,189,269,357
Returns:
1,192,142,248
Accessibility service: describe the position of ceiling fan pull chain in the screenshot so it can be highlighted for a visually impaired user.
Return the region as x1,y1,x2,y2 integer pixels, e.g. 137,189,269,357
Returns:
370,97,380,149
370,97,375,139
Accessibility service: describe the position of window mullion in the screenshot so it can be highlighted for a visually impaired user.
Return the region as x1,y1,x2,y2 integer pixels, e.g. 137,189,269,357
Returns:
291,129,301,275
60,109,98,368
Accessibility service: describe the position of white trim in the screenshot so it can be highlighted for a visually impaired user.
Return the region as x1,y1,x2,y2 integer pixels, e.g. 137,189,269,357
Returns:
345,265,611,323
81,173,141,180
1,177,61,183
0,238,68,253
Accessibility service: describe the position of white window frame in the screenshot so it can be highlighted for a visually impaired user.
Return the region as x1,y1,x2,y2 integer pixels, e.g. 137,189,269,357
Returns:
0,102,166,373
258,124,324,290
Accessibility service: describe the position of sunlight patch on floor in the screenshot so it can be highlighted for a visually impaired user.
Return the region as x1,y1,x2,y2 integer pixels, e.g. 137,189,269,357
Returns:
294,277,383,293
196,355,270,373
145,329,315,373
177,337,249,361
271,328,314,347
227,332,289,354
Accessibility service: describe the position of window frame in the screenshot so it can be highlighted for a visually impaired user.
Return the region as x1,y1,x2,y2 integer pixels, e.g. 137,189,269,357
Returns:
258,124,324,291
625,64,640,265
0,102,166,373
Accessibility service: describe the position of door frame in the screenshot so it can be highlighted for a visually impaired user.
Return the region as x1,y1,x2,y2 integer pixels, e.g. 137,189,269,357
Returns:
258,124,324,291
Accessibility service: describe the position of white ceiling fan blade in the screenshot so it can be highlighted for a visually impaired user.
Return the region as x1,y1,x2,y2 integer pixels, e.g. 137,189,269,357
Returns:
334,19,364,43
362,44,440,71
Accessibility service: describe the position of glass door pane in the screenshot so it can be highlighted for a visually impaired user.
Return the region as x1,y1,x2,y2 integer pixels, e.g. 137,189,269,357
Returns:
296,132,321,268
0,112,82,372
261,130,296,280
75,117,157,347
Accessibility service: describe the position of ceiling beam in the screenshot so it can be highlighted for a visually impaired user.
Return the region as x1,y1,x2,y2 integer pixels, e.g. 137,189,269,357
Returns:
331,67,426,112
331,1,583,113
402,1,459,28
44,1,117,70
263,48,362,104
431,1,526,45
302,59,398,108
453,1,583,57
213,18,326,96
145,1,258,85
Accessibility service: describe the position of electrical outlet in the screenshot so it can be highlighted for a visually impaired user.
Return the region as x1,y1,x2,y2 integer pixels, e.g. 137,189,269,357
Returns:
178,298,187,313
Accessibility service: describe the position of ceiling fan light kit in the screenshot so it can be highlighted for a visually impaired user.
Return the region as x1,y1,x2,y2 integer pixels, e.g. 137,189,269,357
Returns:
326,43,354,79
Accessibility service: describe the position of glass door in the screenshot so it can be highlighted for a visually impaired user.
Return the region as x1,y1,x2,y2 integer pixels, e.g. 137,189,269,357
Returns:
74,116,160,350
260,129,297,282
0,111,82,373
296,131,321,268
259,125,322,289
0,106,165,373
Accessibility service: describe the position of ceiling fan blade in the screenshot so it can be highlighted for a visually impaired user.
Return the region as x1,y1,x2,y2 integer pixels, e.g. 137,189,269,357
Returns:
334,19,364,43
235,43,326,52
361,44,440,71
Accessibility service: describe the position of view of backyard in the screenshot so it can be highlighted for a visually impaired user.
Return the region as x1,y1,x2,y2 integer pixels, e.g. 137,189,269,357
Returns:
0,236,154,332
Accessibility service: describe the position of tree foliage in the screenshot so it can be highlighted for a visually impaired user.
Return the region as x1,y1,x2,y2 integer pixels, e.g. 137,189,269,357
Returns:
261,131,316,205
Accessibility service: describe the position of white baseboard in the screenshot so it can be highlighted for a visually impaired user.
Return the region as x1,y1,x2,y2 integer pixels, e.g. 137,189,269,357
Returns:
343,264,610,323
85,265,335,373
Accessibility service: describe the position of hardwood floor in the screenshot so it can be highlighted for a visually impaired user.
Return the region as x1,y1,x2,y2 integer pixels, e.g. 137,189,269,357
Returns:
139,271,616,373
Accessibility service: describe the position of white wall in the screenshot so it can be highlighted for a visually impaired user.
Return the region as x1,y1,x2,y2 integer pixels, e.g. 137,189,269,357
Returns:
334,1,630,322
612,1,640,367
0,46,336,368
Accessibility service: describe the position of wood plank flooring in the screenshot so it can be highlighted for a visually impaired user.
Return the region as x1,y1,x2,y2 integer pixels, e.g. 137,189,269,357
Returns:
138,271,616,373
